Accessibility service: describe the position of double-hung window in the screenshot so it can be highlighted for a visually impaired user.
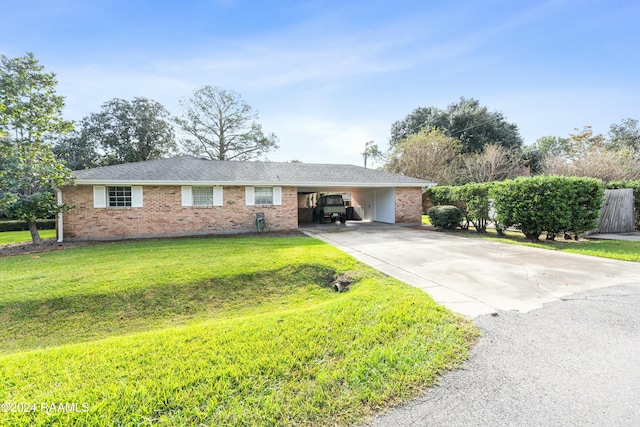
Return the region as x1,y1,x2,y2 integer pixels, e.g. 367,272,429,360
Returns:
254,187,273,205
193,187,214,206
93,186,142,208
181,186,223,207
108,186,132,207
245,187,282,206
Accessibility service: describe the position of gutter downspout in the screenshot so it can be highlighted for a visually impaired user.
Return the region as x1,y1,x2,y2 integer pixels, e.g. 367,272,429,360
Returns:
55,188,63,243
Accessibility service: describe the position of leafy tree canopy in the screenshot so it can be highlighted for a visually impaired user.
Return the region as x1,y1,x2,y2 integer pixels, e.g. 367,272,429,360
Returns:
608,118,640,151
390,97,523,153
384,128,462,184
67,97,177,167
51,129,100,170
0,52,73,141
0,52,73,244
175,86,279,161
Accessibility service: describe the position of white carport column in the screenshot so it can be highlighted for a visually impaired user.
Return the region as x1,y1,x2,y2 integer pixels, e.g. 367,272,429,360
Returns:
374,188,396,223
56,188,63,242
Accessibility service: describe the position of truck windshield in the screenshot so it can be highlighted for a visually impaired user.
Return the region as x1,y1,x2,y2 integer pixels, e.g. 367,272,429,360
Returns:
323,196,343,206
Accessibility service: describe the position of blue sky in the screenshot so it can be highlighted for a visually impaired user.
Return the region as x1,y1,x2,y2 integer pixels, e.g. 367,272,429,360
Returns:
3,0,639,166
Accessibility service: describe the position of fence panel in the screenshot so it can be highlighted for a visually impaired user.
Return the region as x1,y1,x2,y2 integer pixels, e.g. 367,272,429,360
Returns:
590,188,635,234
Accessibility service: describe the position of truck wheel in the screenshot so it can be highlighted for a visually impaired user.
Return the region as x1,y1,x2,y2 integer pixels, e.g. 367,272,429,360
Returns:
339,215,346,224
330,216,336,222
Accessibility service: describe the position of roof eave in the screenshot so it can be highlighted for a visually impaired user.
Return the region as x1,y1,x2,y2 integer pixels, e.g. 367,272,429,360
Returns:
72,179,432,187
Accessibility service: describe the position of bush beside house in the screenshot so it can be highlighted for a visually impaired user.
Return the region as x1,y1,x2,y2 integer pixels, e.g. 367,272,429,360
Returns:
427,205,462,230
425,176,605,240
491,176,604,240
0,219,56,232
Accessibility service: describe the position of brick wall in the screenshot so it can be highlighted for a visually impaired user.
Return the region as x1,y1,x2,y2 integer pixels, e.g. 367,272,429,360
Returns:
394,187,423,223
61,185,299,240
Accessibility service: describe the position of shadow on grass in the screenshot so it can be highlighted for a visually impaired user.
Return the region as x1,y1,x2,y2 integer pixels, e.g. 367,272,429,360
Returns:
0,264,340,354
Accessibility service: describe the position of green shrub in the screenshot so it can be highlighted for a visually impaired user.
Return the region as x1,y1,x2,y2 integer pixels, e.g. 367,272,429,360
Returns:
425,186,468,229
491,176,604,240
425,184,493,232
425,186,456,206
455,183,493,233
427,205,462,230
0,218,56,232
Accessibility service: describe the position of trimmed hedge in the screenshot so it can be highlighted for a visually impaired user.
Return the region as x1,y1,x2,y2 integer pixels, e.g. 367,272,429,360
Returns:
491,176,604,240
0,219,56,232
427,205,462,230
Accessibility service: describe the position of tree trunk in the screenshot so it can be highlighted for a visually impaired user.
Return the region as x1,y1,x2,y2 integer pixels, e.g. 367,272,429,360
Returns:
28,221,42,245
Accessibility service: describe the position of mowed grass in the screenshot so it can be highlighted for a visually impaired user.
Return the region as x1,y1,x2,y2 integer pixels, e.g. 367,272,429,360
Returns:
0,229,56,245
458,227,640,262
0,236,477,426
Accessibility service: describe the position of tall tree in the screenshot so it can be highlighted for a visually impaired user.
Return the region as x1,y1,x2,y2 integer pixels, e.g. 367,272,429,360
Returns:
384,128,462,184
0,52,74,244
77,97,177,166
51,129,100,170
522,135,572,174
390,97,523,153
540,126,640,182
0,53,73,139
459,144,527,183
175,86,279,161
608,118,640,151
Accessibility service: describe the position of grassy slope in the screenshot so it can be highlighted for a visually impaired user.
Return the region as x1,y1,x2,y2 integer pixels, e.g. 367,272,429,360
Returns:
0,237,477,426
0,229,56,245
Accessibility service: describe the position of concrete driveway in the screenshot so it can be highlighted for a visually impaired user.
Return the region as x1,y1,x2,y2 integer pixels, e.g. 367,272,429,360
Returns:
303,222,640,425
302,222,640,318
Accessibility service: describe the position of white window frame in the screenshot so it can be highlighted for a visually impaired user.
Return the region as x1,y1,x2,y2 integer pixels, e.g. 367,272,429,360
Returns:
182,186,223,207
193,186,214,206
245,186,282,206
94,186,143,208
108,186,132,207
254,187,274,205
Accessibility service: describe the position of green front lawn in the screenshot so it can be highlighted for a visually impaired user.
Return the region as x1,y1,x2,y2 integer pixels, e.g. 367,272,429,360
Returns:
459,227,640,262
0,229,56,245
0,236,477,426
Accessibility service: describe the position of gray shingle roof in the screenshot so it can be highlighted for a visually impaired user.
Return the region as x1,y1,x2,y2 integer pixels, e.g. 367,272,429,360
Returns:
72,156,432,188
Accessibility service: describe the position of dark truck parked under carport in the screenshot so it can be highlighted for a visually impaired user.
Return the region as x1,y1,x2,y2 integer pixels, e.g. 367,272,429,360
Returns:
313,195,347,224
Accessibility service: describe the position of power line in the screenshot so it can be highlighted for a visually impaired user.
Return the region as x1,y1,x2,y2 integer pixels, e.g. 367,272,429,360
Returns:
403,111,502,138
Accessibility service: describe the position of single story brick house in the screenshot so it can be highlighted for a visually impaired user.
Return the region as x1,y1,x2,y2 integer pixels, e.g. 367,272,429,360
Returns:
56,156,433,241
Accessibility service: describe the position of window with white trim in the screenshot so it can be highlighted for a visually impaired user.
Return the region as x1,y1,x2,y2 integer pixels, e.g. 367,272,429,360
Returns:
108,186,132,207
193,186,213,206
254,187,273,205
181,186,223,207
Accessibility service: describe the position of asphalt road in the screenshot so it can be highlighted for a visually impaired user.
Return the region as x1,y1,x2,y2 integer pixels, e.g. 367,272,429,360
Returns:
369,282,640,426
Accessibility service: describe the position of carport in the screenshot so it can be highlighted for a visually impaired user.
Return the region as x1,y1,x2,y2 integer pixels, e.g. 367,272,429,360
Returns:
297,185,398,224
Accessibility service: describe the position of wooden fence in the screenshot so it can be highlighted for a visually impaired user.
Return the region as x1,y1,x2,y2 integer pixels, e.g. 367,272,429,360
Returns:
589,188,635,234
